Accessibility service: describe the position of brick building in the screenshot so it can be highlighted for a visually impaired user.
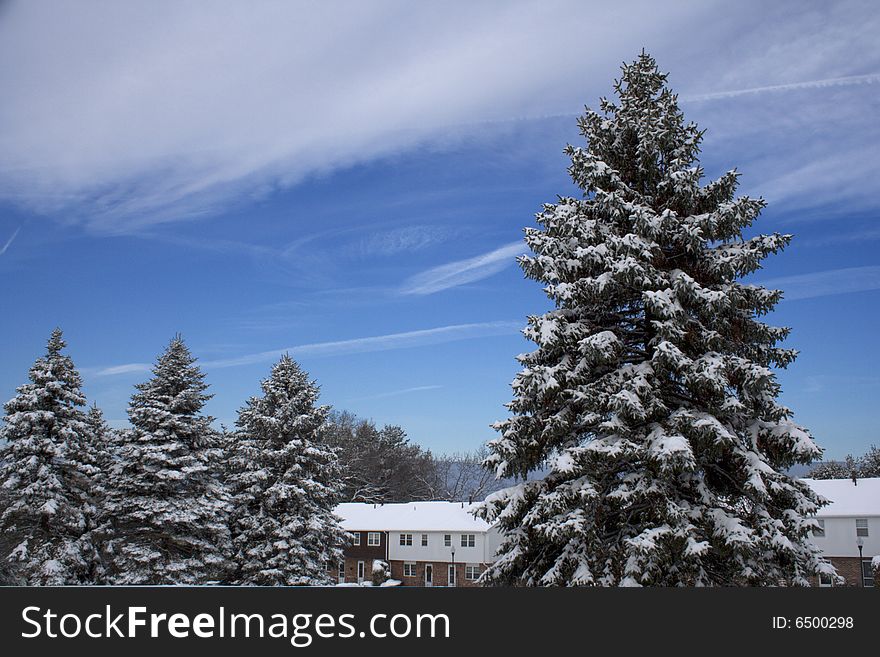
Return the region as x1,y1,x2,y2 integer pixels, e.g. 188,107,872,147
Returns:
334,501,500,586
804,477,879,587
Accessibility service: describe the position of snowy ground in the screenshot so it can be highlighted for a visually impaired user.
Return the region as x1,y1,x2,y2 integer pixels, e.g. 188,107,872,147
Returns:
335,579,402,587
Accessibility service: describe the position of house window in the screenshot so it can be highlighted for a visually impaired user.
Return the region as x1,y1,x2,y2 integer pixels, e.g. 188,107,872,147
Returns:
421,533,428,547
461,534,475,548
465,565,481,580
403,562,417,577
813,519,825,537
351,532,361,546
357,561,365,582
861,560,875,587
444,534,451,547
856,519,869,537
400,533,413,546
818,572,833,587
367,532,381,546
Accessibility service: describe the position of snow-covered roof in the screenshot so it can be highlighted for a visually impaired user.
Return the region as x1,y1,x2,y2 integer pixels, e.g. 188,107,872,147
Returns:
803,478,880,517
335,501,492,532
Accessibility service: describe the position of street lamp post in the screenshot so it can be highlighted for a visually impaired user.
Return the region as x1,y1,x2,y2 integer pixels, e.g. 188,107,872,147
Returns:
450,546,456,588
857,537,865,587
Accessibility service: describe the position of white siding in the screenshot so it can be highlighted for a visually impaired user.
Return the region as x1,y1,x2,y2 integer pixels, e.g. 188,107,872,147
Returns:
484,526,502,562
809,515,880,558
389,530,490,563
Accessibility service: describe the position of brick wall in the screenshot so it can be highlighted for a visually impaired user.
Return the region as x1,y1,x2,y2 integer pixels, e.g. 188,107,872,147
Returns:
341,556,380,584
833,557,863,586
811,556,875,587
388,560,485,587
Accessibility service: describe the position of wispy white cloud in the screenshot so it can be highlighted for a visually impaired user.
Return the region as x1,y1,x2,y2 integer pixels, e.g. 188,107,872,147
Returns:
1,1,877,230
356,225,453,257
759,266,880,301
0,225,21,255
400,241,524,295
745,145,880,214
205,320,522,367
87,362,153,377
683,72,880,103
0,0,722,230
801,374,880,395
347,384,443,402
89,320,522,376
798,225,880,248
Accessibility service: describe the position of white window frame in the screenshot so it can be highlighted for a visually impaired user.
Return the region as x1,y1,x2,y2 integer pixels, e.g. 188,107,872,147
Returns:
351,532,361,546
461,533,475,548
367,532,381,546
448,563,456,586
421,533,428,547
813,519,825,537
861,560,875,587
856,518,869,537
357,560,365,582
403,562,416,577
444,534,451,547
465,564,480,580
818,572,833,587
400,533,413,546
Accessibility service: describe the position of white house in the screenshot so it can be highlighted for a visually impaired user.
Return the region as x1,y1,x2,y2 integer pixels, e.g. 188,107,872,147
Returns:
335,501,501,586
804,477,879,587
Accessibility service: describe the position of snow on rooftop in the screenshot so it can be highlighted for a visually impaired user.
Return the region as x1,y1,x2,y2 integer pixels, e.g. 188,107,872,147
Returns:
335,501,492,532
803,477,880,517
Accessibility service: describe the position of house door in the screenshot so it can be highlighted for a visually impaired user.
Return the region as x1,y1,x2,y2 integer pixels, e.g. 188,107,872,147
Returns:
357,561,365,583
448,564,456,587
424,564,433,587
338,562,345,584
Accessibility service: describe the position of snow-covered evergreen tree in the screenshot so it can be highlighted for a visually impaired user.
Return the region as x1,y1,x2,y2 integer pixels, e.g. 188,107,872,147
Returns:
83,403,113,472
479,53,832,586
229,355,346,586
860,445,880,478
79,402,115,583
808,447,880,480
102,336,231,584
0,329,101,584
808,455,859,481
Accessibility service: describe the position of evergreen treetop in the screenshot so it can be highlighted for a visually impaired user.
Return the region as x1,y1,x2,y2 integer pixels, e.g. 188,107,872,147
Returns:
0,329,99,584
230,354,346,586
102,335,230,584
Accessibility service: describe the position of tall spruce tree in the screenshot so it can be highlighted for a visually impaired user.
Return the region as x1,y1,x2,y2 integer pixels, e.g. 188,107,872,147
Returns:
0,329,101,584
479,53,832,586
229,355,346,586
102,336,231,584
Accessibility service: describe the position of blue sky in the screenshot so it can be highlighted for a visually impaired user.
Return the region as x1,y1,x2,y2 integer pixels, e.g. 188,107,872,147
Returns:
1,0,878,458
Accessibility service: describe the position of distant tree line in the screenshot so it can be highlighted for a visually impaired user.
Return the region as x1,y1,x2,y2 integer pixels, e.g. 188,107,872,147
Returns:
0,329,493,585
323,411,496,504
807,445,880,480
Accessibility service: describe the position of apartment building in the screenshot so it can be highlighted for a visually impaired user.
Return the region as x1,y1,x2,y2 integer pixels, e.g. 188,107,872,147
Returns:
335,501,500,586
804,477,879,587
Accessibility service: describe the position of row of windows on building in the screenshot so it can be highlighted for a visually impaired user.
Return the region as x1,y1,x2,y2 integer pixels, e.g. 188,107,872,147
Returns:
350,532,477,547
332,560,483,582
401,562,482,580
812,518,870,537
